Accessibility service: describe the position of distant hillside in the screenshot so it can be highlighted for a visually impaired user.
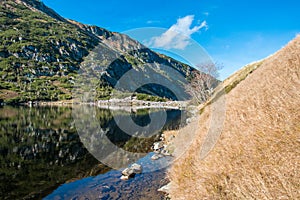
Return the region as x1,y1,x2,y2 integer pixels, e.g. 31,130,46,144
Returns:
167,35,300,199
0,0,199,104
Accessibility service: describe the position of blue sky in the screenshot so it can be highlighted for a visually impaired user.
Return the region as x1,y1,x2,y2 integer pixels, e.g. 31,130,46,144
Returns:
43,0,299,79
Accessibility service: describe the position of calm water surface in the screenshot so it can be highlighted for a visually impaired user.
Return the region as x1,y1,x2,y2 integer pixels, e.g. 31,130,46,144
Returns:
0,105,187,199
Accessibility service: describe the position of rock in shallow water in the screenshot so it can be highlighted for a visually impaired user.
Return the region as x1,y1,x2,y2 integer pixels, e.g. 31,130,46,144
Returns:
120,175,129,180
121,163,142,180
151,154,164,160
130,163,142,174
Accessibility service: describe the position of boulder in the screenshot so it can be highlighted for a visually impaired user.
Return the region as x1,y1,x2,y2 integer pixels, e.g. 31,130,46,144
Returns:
121,167,134,177
151,154,164,160
130,163,142,174
120,175,129,180
121,163,142,180
153,142,164,151
158,182,172,193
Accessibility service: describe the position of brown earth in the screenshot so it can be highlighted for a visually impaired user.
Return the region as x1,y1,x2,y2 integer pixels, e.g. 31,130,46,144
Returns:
167,35,300,199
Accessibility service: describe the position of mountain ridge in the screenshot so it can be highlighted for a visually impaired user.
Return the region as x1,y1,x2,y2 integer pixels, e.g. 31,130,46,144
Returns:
0,0,198,103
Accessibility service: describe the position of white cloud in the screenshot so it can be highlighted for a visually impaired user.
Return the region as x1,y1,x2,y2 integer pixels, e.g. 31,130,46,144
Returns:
202,12,210,16
148,15,207,50
146,20,161,24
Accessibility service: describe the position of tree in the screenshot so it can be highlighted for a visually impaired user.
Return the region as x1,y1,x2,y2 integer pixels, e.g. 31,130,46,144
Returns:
186,63,221,104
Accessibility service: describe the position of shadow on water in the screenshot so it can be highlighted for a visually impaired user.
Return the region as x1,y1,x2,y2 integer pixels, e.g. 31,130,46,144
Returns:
0,106,187,199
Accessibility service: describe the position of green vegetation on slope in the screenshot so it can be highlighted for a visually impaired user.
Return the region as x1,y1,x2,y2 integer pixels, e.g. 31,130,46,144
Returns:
0,0,198,104
0,0,105,103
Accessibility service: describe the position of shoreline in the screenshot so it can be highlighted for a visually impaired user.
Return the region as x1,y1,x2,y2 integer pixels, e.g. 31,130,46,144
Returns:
13,99,189,110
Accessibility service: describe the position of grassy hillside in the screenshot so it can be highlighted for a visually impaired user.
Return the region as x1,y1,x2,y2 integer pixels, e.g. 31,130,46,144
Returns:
0,0,197,104
167,35,300,199
0,0,100,103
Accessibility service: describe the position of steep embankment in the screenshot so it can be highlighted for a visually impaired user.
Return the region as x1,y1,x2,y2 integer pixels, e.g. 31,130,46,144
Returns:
167,35,300,199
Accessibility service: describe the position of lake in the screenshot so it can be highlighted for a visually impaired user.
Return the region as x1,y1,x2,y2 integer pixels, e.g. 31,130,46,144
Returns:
0,105,187,199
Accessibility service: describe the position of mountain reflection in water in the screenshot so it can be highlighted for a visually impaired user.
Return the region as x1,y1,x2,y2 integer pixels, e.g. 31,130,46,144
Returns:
0,106,187,199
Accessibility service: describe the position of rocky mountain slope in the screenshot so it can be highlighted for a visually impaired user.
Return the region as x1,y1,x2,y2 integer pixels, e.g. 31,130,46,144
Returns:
0,0,196,104
166,35,300,199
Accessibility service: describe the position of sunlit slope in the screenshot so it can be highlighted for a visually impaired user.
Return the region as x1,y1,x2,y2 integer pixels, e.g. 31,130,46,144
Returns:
168,35,300,199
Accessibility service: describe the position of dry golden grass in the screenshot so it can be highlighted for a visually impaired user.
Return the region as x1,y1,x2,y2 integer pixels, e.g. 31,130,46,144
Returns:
168,35,300,199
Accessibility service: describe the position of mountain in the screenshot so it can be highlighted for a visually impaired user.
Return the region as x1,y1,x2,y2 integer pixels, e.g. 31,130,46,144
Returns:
166,36,300,199
0,0,197,104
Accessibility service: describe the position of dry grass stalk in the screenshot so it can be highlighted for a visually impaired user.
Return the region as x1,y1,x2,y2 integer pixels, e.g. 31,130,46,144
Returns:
168,35,300,199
